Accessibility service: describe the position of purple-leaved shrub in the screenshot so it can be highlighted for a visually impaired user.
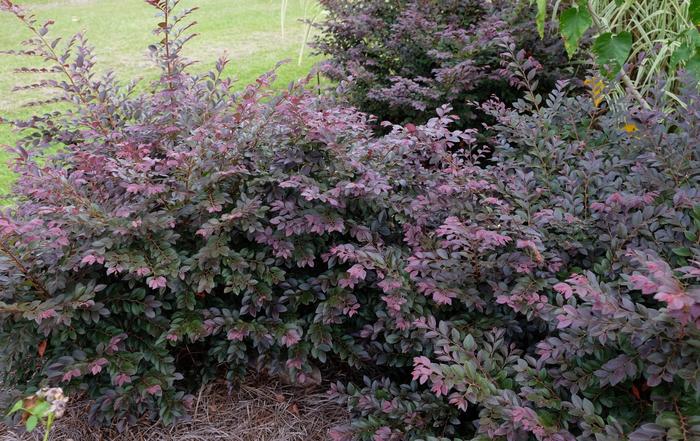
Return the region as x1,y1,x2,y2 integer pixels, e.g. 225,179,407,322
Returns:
327,50,700,440
311,0,570,127
0,1,698,440
0,0,406,428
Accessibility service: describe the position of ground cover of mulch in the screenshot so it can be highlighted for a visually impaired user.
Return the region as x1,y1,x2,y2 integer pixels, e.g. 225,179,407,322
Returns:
0,378,347,440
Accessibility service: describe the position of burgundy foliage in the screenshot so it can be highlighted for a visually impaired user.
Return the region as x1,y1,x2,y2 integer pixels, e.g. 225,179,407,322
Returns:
312,0,570,127
0,1,698,440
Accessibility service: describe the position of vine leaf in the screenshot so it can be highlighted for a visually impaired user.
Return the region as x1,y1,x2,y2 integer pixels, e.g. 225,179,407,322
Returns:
686,53,700,79
560,5,592,58
670,29,700,79
690,0,700,26
592,32,632,77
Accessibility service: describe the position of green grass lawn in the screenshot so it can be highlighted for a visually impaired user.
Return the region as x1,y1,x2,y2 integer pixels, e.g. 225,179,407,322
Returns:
0,0,323,197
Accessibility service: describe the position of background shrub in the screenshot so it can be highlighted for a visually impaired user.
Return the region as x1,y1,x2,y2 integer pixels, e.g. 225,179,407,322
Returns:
311,0,570,127
328,56,700,440
0,1,699,440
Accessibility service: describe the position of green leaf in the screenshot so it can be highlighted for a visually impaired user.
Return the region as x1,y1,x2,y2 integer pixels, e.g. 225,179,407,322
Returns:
686,52,700,80
538,410,557,427
693,205,700,220
25,415,38,432
560,5,592,58
670,29,700,69
670,43,696,69
385,333,399,344
690,0,700,26
536,0,547,38
592,32,633,77
7,400,23,415
672,247,692,257
463,334,476,351
374,389,390,400
31,401,50,418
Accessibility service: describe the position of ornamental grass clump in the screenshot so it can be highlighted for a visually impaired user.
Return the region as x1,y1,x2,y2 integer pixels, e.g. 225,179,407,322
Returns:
0,1,699,440
537,0,700,106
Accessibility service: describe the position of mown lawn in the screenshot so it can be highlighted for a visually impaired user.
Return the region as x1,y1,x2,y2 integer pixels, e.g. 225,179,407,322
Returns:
0,0,322,196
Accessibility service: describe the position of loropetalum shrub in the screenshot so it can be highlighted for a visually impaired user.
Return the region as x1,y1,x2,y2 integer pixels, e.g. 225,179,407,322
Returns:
0,0,420,428
312,0,570,127
1,1,699,440
325,58,700,439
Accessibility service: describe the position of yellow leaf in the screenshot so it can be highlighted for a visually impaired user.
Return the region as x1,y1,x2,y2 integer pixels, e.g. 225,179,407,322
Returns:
584,77,605,107
623,122,638,133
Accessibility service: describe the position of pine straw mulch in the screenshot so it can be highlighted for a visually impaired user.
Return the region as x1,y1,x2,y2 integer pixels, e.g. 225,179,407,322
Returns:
0,378,348,441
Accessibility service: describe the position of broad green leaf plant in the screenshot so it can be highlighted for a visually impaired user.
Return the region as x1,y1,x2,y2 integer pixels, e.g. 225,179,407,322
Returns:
7,388,68,441
535,0,700,106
